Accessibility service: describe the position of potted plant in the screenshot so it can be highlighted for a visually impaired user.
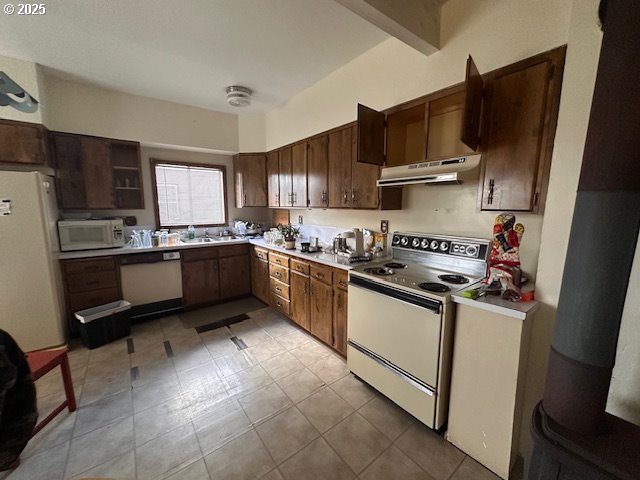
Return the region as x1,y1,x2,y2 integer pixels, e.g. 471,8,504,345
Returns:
245,222,261,236
277,223,300,249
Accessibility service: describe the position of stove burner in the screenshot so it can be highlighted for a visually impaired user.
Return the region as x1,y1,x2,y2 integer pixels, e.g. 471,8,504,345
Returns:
364,267,394,276
384,262,407,269
418,282,451,293
438,274,470,285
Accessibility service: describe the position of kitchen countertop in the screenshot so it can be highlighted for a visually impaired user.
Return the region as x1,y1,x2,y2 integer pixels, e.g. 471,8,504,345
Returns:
57,236,377,271
249,238,384,271
57,237,251,260
452,292,539,320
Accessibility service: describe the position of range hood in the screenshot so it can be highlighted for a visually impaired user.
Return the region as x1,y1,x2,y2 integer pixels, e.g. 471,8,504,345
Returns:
377,154,482,187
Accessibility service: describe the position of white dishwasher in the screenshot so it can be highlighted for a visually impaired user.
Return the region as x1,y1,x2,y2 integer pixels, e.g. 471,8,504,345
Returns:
120,251,183,318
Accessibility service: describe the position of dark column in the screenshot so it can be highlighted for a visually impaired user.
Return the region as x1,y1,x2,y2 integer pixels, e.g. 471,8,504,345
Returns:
542,0,640,436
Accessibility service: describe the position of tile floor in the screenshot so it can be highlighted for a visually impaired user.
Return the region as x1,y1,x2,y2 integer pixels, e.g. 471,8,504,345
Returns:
3,307,503,480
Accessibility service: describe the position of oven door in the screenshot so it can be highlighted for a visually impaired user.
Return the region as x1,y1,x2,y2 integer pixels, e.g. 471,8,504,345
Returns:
347,275,445,429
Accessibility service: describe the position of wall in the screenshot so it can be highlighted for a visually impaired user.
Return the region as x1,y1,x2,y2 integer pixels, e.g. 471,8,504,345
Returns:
238,113,267,152
42,75,239,152
61,146,271,230
0,54,44,123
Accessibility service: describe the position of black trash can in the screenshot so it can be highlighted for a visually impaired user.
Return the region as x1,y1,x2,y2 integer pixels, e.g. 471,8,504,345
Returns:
75,300,132,349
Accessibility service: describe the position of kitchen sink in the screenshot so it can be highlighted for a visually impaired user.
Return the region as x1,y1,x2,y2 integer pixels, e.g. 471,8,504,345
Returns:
181,235,237,244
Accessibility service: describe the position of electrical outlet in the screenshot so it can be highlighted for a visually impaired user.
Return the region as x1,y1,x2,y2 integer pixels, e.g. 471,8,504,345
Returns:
380,220,388,233
298,215,303,224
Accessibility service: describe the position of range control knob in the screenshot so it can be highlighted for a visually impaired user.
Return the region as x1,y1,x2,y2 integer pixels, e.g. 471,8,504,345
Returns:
411,237,420,248
400,236,409,246
440,241,449,252
392,235,401,245
421,238,429,249
465,245,479,257
452,245,460,253
430,240,439,250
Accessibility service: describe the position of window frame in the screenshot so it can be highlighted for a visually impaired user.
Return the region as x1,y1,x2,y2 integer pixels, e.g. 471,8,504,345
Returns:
150,158,229,229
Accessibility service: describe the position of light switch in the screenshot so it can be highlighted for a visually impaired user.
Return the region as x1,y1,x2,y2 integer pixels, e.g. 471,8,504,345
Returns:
0,199,11,216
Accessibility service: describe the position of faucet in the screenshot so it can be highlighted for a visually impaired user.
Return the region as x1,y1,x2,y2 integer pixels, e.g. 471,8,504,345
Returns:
203,228,210,238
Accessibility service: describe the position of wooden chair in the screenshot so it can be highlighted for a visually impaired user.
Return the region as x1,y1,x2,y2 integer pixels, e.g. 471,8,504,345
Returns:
25,347,77,436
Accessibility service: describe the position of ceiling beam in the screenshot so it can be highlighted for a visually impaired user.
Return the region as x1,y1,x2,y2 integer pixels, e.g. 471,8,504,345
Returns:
335,0,442,56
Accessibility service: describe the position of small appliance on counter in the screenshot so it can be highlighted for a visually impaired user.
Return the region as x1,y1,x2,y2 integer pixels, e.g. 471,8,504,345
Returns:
58,218,124,251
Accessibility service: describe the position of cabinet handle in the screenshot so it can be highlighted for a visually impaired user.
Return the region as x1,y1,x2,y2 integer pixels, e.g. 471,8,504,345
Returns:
304,284,308,294
310,286,314,295
352,192,356,202
276,301,282,307
275,286,281,292
339,280,347,288
321,191,327,205
343,191,348,203
275,271,281,277
316,272,324,279
243,193,247,204
86,280,100,286
488,179,495,205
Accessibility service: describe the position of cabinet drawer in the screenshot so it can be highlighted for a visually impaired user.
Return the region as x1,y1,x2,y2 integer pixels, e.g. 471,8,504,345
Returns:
63,257,116,274
254,247,269,261
218,244,249,258
333,270,349,290
182,247,218,262
66,270,118,293
310,264,332,285
269,252,289,267
270,292,290,316
269,277,290,300
290,259,310,275
68,287,120,312
269,263,290,284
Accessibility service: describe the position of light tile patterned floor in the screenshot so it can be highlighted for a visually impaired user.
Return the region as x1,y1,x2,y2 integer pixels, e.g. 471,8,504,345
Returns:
3,307,503,480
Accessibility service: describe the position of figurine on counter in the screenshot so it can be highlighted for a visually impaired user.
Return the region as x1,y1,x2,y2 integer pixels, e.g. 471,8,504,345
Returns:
484,213,525,301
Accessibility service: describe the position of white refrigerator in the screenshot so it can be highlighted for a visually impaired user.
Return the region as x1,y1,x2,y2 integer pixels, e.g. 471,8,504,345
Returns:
0,171,66,351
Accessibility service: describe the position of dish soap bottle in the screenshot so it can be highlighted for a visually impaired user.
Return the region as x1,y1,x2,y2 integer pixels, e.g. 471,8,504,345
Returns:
188,225,195,240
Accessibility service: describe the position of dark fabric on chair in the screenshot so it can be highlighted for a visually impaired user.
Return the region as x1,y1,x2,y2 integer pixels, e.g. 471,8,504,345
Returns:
0,329,38,471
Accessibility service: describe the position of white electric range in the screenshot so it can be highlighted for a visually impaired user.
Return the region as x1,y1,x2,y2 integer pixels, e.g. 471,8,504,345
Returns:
347,232,491,430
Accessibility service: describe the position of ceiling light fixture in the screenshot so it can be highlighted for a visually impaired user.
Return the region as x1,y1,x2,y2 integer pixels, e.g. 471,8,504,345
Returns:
226,86,252,107
0,71,39,113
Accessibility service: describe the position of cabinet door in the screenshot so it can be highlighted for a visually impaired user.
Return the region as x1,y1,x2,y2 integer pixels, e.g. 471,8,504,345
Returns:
350,126,380,209
310,278,333,345
481,58,556,211
290,271,310,330
235,154,267,207
219,255,251,299
461,55,484,151
291,142,307,207
182,259,220,308
307,136,329,208
333,287,348,356
279,147,293,207
328,127,352,208
82,137,115,209
53,133,87,209
267,151,280,207
251,256,270,304
0,120,47,165
357,104,386,165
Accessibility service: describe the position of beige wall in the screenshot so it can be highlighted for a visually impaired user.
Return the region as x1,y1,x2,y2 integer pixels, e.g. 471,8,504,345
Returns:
0,54,44,124
42,75,239,152
63,146,270,230
238,113,267,152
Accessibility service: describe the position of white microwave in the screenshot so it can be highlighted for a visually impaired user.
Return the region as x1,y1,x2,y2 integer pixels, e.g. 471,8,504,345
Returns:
58,219,125,251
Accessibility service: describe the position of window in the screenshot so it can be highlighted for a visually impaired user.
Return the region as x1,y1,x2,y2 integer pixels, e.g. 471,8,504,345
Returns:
151,159,228,228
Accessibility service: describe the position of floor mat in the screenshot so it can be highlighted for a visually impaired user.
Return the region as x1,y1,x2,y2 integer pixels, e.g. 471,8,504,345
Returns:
179,296,267,330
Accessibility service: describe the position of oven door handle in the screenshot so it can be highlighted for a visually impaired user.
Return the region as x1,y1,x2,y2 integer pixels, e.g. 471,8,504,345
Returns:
348,340,435,396
348,275,442,313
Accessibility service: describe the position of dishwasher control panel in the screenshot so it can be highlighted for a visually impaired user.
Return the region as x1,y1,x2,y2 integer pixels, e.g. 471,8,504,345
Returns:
163,251,180,261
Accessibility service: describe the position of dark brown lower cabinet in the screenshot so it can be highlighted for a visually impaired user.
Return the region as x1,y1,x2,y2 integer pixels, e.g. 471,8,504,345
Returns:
181,257,220,309
310,278,333,345
219,254,251,300
290,270,310,330
251,248,270,304
332,272,349,356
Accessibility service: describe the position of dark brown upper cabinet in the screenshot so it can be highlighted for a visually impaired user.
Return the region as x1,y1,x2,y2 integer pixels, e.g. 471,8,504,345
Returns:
461,55,484,151
307,135,329,208
266,150,280,207
478,46,565,213
356,104,386,166
291,142,307,208
233,153,267,207
0,119,48,165
52,132,143,210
